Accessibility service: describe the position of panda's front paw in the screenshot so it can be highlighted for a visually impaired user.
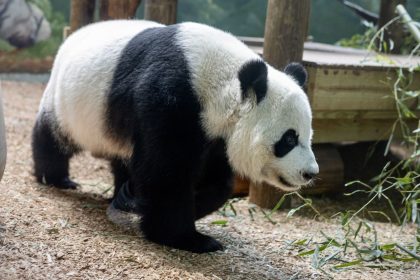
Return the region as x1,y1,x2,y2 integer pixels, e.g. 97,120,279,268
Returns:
190,232,224,253
44,177,79,189
165,232,224,253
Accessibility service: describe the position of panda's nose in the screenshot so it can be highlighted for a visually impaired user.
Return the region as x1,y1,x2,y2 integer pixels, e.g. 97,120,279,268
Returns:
302,172,317,181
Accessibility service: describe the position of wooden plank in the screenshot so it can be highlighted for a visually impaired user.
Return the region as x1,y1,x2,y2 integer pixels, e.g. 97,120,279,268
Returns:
313,118,418,143
307,66,420,111
314,110,400,120
247,41,420,69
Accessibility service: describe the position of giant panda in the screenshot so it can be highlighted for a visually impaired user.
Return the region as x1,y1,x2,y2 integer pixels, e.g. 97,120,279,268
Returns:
32,20,319,253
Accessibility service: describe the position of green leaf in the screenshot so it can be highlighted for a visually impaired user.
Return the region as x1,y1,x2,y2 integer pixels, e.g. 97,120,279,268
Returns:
333,259,363,269
292,239,309,246
298,244,329,256
211,220,228,226
380,243,396,251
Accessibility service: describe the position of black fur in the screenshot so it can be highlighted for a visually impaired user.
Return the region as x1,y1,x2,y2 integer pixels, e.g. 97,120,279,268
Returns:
32,112,80,189
110,158,130,199
274,129,299,158
284,62,307,88
238,60,268,104
107,25,232,253
194,139,233,220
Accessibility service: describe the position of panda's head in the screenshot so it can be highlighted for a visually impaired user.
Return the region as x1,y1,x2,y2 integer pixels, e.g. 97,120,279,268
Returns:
227,60,319,191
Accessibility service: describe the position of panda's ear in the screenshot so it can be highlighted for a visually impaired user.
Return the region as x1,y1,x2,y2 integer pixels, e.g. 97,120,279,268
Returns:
238,60,268,104
284,62,307,88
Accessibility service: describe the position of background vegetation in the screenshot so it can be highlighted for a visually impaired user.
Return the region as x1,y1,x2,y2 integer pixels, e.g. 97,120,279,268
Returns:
2,0,420,58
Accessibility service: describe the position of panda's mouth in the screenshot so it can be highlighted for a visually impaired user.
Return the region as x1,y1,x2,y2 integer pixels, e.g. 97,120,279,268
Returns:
278,176,293,187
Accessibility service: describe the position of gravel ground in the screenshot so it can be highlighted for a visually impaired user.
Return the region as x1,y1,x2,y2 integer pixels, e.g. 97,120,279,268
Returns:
0,81,418,280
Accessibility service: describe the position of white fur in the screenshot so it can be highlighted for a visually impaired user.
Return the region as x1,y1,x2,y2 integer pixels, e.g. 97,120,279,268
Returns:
39,20,163,158
177,23,318,190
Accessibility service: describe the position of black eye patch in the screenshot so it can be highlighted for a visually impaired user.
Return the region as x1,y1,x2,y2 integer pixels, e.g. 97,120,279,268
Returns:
274,129,299,158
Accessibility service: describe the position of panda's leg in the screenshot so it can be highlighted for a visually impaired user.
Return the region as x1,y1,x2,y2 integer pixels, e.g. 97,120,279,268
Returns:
115,126,223,253
32,113,79,189
110,158,130,199
194,140,233,220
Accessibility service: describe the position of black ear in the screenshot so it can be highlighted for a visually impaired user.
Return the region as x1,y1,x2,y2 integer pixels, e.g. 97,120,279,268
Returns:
238,60,268,104
284,62,307,88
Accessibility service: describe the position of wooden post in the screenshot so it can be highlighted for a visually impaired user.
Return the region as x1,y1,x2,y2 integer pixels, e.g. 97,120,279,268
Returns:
378,0,407,53
106,0,130,19
251,0,311,209
70,0,95,33
101,0,141,20
263,0,311,69
144,0,177,25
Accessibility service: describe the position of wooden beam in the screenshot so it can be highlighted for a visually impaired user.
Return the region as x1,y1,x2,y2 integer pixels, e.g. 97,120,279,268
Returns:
263,0,311,69
313,119,418,143
306,66,420,112
144,0,177,25
70,0,95,33
378,0,407,53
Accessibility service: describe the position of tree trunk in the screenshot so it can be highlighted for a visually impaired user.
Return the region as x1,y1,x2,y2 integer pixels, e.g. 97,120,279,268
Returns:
263,0,311,70
70,0,95,33
144,0,177,25
378,0,407,53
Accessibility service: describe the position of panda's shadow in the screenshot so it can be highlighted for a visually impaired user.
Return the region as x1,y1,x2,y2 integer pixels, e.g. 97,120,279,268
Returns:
39,184,288,279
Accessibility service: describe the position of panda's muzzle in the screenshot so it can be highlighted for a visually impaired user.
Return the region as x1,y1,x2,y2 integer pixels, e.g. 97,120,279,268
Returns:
278,176,293,187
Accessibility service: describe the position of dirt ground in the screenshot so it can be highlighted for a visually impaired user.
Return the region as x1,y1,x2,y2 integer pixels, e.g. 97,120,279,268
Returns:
0,81,418,280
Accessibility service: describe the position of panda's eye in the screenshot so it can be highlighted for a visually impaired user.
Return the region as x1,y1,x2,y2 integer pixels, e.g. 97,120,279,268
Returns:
274,129,299,158
285,133,298,147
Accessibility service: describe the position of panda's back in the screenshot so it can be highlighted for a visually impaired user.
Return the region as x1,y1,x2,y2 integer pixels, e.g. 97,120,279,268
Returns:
42,20,164,158
40,20,257,159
